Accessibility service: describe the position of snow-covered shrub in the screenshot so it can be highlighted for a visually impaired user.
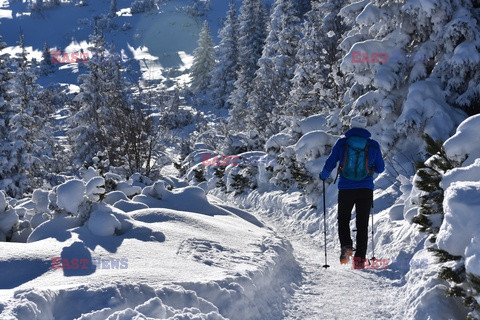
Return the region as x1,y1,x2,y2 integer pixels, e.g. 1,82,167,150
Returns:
86,177,106,202
409,116,480,317
116,180,142,198
223,131,265,155
158,105,197,130
130,0,155,14
0,191,19,241
142,181,170,200
223,152,263,195
56,179,88,216
179,149,216,176
32,189,49,213
104,191,128,205
411,134,457,235
265,133,295,155
269,130,338,202
87,203,122,237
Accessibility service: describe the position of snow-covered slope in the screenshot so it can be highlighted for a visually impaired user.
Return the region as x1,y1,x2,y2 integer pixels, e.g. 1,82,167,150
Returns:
0,180,298,319
0,0,238,88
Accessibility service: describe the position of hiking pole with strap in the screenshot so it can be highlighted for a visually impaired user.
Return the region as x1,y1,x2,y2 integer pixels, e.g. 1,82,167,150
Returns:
370,201,376,261
322,180,330,269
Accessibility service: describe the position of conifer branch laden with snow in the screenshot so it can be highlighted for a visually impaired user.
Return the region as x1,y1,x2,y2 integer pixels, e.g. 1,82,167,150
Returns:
414,132,480,317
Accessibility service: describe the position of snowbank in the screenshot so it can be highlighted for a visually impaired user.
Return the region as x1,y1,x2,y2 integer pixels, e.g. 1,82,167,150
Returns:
443,114,480,166
1,171,299,320
437,182,480,257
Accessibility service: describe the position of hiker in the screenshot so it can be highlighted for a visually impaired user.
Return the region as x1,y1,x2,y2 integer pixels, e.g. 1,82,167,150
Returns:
320,116,385,269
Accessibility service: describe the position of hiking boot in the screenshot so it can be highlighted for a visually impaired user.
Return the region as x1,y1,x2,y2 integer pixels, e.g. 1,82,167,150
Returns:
352,257,365,269
340,246,354,264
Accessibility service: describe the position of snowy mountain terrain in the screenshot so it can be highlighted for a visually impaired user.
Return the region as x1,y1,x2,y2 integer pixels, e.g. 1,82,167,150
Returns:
1,0,480,319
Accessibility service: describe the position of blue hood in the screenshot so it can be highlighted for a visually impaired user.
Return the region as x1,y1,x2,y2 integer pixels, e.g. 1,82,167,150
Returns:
345,128,371,139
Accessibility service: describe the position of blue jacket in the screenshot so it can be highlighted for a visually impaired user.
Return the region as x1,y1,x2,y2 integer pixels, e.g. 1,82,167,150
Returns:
321,128,385,190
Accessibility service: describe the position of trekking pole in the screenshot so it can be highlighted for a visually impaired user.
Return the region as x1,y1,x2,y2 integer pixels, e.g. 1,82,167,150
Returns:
370,201,376,261
322,180,330,269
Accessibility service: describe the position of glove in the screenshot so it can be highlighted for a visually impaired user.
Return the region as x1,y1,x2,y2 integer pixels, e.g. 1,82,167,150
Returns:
320,172,328,181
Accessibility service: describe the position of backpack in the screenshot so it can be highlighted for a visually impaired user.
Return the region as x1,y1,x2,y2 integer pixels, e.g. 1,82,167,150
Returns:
338,136,374,181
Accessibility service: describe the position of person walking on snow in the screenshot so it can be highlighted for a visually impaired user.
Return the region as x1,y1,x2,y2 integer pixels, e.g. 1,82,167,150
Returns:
320,116,384,269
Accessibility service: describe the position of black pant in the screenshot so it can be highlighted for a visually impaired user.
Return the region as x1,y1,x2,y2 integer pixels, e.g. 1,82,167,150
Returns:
338,189,373,259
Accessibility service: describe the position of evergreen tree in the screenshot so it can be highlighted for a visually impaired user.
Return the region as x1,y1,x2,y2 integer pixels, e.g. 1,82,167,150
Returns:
71,30,159,175
40,41,54,75
338,0,480,141
210,1,239,109
0,35,13,139
110,0,117,17
412,134,456,234
248,0,301,136
4,33,49,197
0,36,13,190
412,134,480,316
70,29,130,167
70,30,108,167
228,0,267,130
287,0,347,118
190,21,215,94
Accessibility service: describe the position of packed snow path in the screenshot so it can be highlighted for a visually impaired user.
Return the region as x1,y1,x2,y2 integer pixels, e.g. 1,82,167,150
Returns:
209,196,406,319
280,230,404,320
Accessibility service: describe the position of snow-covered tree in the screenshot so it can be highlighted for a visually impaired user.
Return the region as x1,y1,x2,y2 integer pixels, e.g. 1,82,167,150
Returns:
3,33,51,197
228,0,267,130
287,0,347,118
190,21,215,94
0,36,13,189
70,31,108,167
0,35,12,139
338,0,477,149
247,0,301,136
70,29,131,168
210,1,239,109
40,41,54,75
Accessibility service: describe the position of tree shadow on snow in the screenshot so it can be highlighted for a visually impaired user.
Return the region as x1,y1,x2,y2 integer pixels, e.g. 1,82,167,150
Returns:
0,259,52,289
74,223,165,254
60,241,96,276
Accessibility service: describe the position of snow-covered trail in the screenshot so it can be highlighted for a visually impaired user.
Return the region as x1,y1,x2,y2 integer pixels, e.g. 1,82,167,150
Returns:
209,194,405,319
279,230,404,320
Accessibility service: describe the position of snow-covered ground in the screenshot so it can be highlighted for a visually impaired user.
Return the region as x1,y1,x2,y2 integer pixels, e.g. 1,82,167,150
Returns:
209,192,405,319
0,181,299,320
0,0,237,88
1,0,480,318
